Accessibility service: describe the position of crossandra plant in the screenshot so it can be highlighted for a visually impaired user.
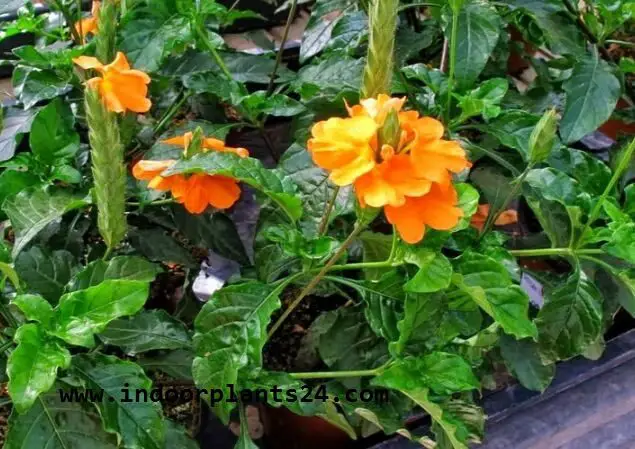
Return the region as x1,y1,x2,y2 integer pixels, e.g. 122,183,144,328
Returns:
0,0,633,447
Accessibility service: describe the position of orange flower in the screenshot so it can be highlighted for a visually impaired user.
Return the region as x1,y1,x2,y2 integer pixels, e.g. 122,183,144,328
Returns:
307,95,472,243
385,184,464,244
470,204,519,232
132,133,248,214
75,1,100,44
74,52,151,114
307,116,377,186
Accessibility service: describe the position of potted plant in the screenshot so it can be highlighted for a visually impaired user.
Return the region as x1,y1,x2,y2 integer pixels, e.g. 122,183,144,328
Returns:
0,0,633,448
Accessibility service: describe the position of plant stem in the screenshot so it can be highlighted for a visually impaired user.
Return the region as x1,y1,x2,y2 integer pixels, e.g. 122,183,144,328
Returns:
153,91,192,136
576,138,635,247
509,248,604,257
196,24,233,80
289,364,387,379
479,164,533,238
318,187,340,236
606,39,635,48
268,224,366,338
127,198,176,207
266,0,297,97
464,142,521,176
51,0,82,43
444,8,459,125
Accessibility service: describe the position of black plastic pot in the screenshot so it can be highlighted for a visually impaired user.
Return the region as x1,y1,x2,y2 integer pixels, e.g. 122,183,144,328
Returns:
367,328,635,449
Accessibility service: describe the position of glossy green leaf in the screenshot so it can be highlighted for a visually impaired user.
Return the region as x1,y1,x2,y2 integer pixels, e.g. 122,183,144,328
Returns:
119,14,190,72
29,98,79,165
72,353,165,449
165,421,200,449
2,187,90,258
327,10,368,51
12,294,53,324
12,66,71,109
8,324,71,413
165,151,302,222
100,309,191,355
536,271,603,362
129,228,197,268
221,51,294,84
548,146,612,197
4,388,118,449
456,78,508,122
15,247,78,302
603,222,635,263
292,56,364,99
359,231,393,281
392,292,449,356
300,0,354,61
447,2,502,90
499,334,554,392
49,280,150,347
481,111,541,158
238,91,306,118
560,51,621,143
138,349,194,381
363,271,405,344
455,183,480,230
452,252,537,339
404,249,452,293
0,171,42,217
0,107,37,162
68,256,161,291
192,282,282,423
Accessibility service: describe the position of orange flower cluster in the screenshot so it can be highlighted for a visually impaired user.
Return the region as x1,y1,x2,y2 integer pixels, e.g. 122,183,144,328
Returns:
132,133,249,214
470,204,518,232
74,52,152,114
75,1,100,43
308,95,471,243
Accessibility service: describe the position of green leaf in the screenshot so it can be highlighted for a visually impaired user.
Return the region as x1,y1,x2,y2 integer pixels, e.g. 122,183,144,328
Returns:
548,146,612,197
119,14,191,72
280,144,353,238
447,2,502,90
481,111,541,158
238,91,306,118
165,421,200,449
220,51,294,84
327,11,368,51
404,249,452,293
602,222,635,264
4,388,119,449
68,255,161,291
138,349,194,381
100,309,191,355
536,271,603,362
0,171,42,215
499,334,554,392
292,56,364,99
2,187,90,258
315,305,389,371
456,78,508,122
15,247,79,302
0,107,37,162
192,282,282,423
522,168,585,247
12,66,72,109
363,271,405,344
72,353,165,449
359,231,393,280
12,294,54,324
29,98,79,165
620,56,635,74
392,292,448,356
129,228,197,268
49,280,150,348
454,183,480,230
8,324,71,413
383,353,479,395
528,108,558,164
560,51,621,143
300,0,354,61
452,252,537,339
165,151,302,223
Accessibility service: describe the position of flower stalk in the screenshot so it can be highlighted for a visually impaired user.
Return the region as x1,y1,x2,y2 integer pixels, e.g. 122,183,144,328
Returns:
96,0,118,64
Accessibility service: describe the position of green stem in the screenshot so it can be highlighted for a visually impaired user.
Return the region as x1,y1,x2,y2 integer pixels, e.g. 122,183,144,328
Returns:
266,0,297,97
267,224,366,339
509,248,604,257
445,7,459,125
127,198,176,207
289,360,392,379
153,91,192,136
606,39,635,48
318,187,340,236
561,0,612,60
464,142,521,176
480,164,533,238
576,138,635,247
102,247,113,260
51,0,82,43
196,24,233,80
